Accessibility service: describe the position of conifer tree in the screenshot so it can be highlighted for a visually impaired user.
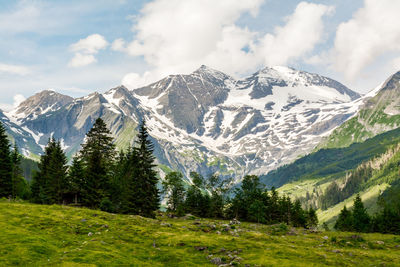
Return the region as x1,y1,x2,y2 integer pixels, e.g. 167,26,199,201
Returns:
334,205,353,231
10,143,22,199
132,119,159,218
306,207,318,228
30,138,68,204
67,156,85,204
352,194,370,232
80,118,116,208
0,122,12,198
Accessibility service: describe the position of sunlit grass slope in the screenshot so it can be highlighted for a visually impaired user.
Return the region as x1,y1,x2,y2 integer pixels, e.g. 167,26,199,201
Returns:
1,201,400,266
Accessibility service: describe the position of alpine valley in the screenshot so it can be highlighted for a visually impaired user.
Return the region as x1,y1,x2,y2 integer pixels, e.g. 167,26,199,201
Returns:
0,65,366,180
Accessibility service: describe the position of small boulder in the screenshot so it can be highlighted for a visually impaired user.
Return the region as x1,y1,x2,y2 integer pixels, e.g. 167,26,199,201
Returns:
376,241,384,245
210,257,222,265
87,232,93,237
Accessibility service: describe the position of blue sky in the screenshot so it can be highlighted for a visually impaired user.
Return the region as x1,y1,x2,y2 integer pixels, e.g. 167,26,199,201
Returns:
1,0,400,110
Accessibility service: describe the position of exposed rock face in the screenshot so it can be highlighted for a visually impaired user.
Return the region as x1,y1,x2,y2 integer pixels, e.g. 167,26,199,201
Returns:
0,66,362,180
321,70,400,149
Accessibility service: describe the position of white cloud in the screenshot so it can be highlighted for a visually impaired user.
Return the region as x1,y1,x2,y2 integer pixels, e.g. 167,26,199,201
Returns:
68,34,108,67
257,2,334,66
0,93,26,112
116,0,332,89
111,38,126,52
332,0,400,80
0,63,30,75
68,53,96,68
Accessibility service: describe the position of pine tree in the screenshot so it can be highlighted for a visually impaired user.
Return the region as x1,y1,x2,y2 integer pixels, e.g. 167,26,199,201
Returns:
30,138,68,204
334,206,353,231
31,138,67,204
306,207,318,228
162,171,186,215
0,121,12,198
80,118,116,208
10,143,22,199
352,194,370,232
67,156,85,204
132,119,159,218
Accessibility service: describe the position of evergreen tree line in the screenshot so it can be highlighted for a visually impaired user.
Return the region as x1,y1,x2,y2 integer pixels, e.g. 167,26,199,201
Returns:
0,122,30,200
163,172,318,228
1,119,316,227
30,118,160,218
334,194,400,234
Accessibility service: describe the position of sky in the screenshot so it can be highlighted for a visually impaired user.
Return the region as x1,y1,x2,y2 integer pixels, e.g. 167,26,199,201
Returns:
1,0,400,110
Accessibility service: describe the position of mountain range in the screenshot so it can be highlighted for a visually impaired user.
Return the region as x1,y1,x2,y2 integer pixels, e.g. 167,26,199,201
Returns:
2,65,393,181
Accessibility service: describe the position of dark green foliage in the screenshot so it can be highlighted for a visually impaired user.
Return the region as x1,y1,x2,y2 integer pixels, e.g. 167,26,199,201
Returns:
30,138,68,204
306,207,318,228
116,120,159,218
372,204,400,234
79,118,116,208
0,122,12,198
66,156,85,204
352,194,371,232
228,175,311,227
261,127,400,187
130,119,159,218
334,195,370,232
162,171,186,215
10,144,30,199
334,206,353,231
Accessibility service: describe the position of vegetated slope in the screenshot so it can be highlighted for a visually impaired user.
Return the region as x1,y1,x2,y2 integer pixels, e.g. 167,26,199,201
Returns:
261,126,400,188
1,201,400,266
321,70,400,149
273,130,400,226
0,66,360,180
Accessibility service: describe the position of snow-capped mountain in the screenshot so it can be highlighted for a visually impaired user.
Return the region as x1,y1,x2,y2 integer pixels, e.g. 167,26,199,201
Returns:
0,66,362,179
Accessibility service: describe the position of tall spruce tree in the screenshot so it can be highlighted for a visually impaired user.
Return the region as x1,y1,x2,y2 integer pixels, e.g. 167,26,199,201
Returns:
352,194,370,232
30,138,68,204
80,118,116,208
334,205,353,231
132,119,159,218
0,122,12,198
10,143,22,199
67,156,85,204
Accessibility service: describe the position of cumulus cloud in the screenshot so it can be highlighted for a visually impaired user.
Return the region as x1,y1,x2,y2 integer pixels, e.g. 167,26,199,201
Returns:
332,0,400,80
68,34,108,67
257,2,334,66
0,63,30,75
117,0,333,89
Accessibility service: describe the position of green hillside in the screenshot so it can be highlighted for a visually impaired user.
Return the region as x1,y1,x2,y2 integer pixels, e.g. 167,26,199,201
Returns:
261,126,400,188
273,133,400,227
1,201,400,266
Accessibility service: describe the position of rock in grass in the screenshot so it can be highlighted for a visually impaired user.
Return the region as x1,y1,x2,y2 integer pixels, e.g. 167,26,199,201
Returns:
87,232,93,237
194,246,208,251
210,257,222,265
376,241,384,245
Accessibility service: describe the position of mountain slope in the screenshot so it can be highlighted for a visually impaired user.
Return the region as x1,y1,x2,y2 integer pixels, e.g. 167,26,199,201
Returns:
0,66,361,179
261,126,400,188
321,71,400,149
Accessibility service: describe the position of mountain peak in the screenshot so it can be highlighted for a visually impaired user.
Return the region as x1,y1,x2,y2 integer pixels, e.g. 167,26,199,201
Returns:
12,89,73,120
380,70,400,92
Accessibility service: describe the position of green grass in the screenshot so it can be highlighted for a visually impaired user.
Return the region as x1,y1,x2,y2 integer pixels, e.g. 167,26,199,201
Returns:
1,201,400,266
